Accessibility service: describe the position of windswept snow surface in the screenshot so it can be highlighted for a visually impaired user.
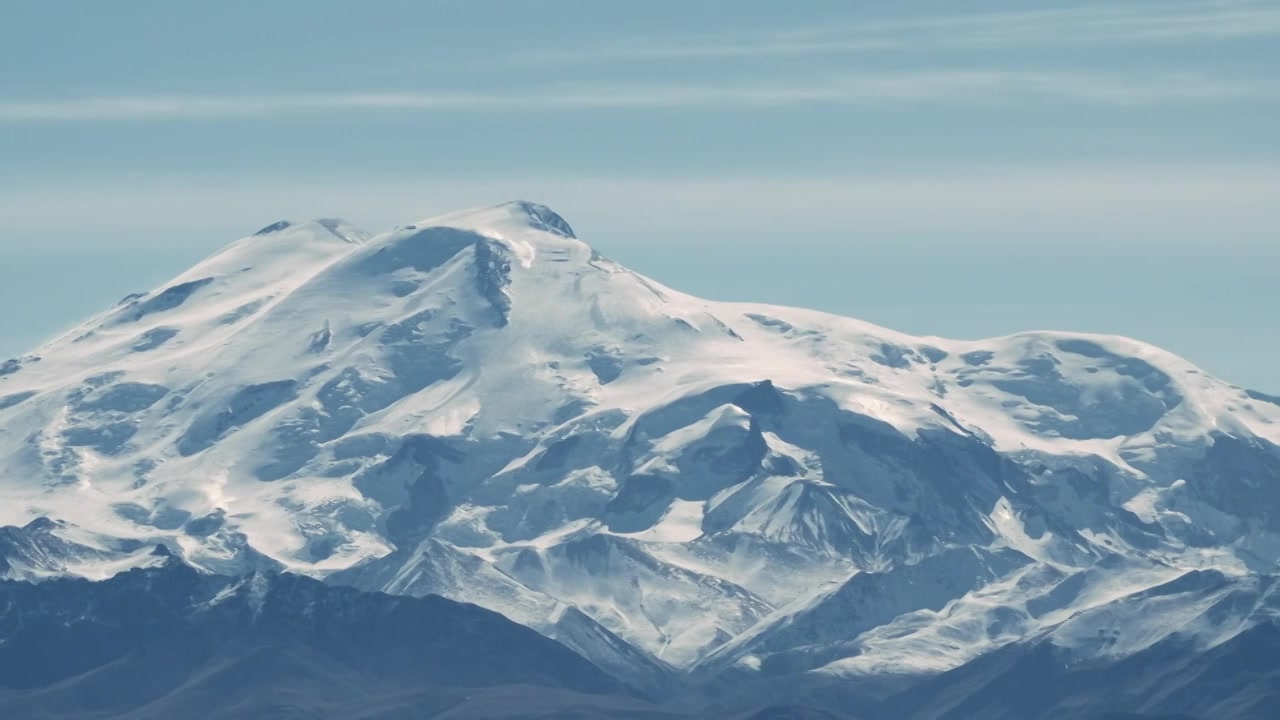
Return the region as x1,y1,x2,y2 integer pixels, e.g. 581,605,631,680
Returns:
2,201,1279,683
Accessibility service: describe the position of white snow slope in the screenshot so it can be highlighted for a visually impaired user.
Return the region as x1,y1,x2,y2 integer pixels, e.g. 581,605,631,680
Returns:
2,201,1279,683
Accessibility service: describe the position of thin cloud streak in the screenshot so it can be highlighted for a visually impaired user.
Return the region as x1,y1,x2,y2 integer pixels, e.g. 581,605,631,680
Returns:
3,165,1277,251
0,70,1268,122
512,1,1280,65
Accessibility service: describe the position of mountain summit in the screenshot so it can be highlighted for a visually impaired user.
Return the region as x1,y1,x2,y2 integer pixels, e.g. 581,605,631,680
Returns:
2,202,1279,706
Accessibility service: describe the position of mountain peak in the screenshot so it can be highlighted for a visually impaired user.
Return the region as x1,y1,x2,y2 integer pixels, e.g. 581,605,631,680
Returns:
252,219,294,236
508,200,577,238
247,217,367,244
401,200,576,240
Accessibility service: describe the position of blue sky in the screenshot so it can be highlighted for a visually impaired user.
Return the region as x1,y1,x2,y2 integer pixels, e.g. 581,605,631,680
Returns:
2,0,1277,391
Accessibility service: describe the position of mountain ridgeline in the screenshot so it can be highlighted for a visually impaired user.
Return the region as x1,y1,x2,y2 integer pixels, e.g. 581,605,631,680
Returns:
1,202,1278,718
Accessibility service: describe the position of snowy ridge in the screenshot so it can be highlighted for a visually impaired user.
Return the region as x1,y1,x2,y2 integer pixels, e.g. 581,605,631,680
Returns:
1,201,1279,685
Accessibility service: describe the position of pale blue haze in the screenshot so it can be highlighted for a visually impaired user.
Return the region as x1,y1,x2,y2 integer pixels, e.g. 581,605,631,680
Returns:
1,0,1276,391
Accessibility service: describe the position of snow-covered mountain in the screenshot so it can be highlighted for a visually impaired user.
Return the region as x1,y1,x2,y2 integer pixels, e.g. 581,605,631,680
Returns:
2,201,1279,711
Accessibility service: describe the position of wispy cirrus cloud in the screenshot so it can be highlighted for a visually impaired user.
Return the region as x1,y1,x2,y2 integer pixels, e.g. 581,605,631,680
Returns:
3,165,1277,251
3,1,1272,124
0,69,1268,122
510,1,1280,65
